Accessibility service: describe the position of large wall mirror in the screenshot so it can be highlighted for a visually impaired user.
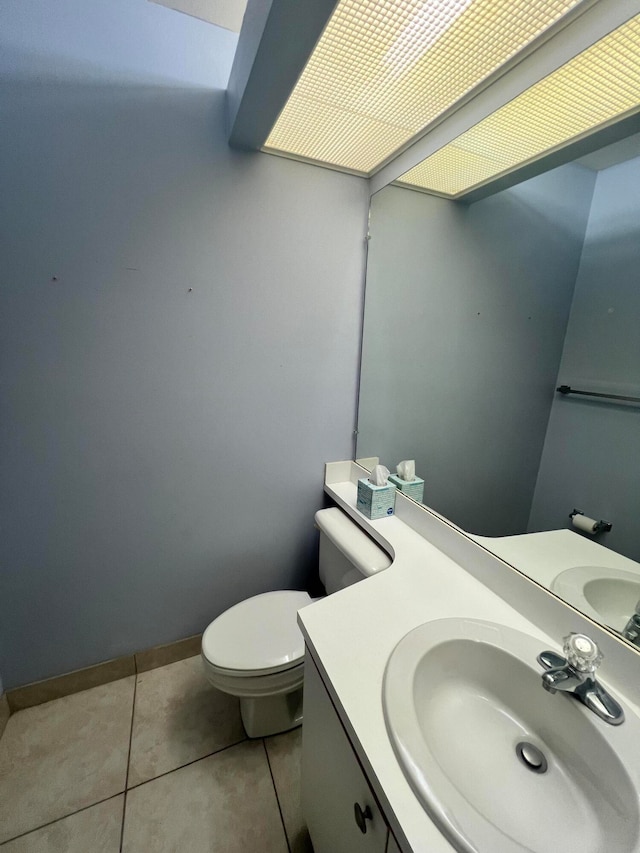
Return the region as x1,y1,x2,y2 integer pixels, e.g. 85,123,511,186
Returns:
356,131,640,651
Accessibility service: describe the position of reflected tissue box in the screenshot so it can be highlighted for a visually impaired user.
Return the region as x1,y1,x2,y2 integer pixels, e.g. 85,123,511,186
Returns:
357,478,396,520
388,474,424,503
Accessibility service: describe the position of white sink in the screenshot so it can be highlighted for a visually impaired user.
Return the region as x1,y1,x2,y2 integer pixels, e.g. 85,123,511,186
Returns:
552,565,640,631
383,618,640,853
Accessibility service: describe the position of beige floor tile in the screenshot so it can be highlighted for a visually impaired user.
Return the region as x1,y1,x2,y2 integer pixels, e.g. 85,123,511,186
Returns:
122,740,288,853
127,655,245,787
0,678,134,843
0,796,124,853
265,727,313,853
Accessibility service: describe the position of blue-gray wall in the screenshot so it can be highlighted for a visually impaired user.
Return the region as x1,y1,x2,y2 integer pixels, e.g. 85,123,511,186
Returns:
357,166,595,536
529,157,640,561
0,0,238,87
0,1,368,689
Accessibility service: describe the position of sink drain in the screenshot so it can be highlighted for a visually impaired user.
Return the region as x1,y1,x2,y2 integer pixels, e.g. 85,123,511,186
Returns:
515,742,548,774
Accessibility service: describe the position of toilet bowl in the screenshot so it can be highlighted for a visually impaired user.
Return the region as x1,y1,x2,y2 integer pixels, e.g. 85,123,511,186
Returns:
201,590,312,738
201,507,392,737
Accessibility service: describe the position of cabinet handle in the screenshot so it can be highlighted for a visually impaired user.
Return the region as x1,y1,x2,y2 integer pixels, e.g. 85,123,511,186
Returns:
354,802,373,834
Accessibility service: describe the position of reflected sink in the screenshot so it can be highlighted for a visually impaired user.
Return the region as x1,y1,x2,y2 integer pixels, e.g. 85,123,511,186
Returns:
552,566,640,631
383,618,640,853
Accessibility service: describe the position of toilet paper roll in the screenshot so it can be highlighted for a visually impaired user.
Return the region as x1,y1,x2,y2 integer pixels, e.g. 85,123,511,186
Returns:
572,514,598,534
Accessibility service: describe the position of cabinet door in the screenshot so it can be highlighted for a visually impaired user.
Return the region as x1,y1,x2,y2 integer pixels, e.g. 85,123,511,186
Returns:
302,655,389,853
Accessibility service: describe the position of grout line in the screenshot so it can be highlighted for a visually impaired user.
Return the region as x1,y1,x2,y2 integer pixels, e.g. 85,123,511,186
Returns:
0,793,123,847
262,738,292,853
119,672,138,852
124,736,249,792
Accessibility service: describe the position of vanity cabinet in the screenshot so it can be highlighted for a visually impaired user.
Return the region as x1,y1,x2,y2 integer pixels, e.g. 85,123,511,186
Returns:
386,834,402,853
302,653,393,853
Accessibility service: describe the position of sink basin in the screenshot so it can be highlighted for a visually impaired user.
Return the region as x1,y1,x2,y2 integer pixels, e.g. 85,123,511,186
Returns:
383,618,640,853
552,566,640,631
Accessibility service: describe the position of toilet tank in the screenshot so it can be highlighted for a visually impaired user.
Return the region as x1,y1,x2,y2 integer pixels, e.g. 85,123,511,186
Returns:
315,507,392,594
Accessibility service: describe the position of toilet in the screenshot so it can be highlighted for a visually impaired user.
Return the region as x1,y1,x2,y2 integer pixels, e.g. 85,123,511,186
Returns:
201,507,392,737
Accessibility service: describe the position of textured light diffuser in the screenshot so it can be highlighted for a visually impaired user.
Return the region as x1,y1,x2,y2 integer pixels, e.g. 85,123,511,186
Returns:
265,0,583,173
399,15,640,196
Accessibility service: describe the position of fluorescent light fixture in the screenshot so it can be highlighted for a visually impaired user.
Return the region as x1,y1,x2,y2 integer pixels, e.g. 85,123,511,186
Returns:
383,0,474,78
398,14,640,197
264,0,584,173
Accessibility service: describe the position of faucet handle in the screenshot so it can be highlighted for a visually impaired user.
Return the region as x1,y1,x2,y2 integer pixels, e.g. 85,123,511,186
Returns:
563,633,602,673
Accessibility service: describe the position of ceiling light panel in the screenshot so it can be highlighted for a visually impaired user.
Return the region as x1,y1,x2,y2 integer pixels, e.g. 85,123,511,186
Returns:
264,0,583,173
399,15,640,196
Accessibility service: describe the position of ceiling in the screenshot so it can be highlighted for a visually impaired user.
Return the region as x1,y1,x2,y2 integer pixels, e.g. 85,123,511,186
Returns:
148,0,247,32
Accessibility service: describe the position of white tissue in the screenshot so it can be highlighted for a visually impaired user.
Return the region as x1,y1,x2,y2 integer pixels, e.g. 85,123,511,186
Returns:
369,465,390,486
396,460,416,481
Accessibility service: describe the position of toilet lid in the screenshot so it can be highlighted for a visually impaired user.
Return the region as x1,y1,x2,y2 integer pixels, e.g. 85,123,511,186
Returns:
201,590,312,673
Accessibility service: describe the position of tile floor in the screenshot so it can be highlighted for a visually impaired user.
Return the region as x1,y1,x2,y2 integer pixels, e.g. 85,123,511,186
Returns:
0,656,313,852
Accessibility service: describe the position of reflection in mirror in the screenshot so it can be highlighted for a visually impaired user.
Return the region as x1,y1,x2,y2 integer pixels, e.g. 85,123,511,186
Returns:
356,132,640,647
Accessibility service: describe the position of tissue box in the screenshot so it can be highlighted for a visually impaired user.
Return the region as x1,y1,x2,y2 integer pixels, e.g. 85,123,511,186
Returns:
388,474,424,503
357,478,396,520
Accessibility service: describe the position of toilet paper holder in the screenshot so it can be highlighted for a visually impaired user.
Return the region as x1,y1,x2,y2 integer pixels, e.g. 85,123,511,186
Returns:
570,509,612,534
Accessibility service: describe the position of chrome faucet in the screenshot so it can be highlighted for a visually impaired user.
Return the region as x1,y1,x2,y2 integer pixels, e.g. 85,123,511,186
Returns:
621,599,640,648
537,633,625,726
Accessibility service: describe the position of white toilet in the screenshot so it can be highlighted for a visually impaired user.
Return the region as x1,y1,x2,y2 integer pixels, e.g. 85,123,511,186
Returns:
201,507,391,737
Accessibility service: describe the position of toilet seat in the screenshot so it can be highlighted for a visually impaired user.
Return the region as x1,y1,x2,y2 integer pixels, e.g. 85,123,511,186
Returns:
201,590,312,676
201,658,305,697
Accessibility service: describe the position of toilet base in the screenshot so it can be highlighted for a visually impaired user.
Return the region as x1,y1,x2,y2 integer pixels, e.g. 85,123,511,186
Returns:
240,686,304,738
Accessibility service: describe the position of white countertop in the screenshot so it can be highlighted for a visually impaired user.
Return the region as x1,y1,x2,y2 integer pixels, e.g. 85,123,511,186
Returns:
470,529,640,589
297,470,579,852
298,463,640,852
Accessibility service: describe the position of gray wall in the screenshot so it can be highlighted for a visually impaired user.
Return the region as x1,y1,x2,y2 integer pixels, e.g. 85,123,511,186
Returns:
0,0,238,88
0,2,368,689
357,166,595,536
529,157,640,561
